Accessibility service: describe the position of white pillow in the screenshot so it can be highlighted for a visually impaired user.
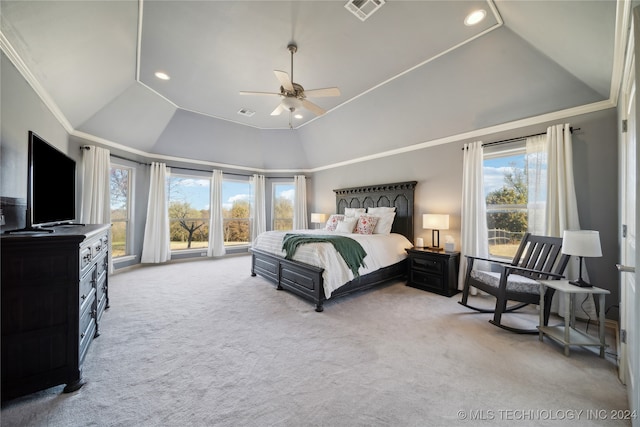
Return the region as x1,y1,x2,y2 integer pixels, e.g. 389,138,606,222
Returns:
367,206,396,215
372,212,396,234
335,217,358,233
344,208,366,217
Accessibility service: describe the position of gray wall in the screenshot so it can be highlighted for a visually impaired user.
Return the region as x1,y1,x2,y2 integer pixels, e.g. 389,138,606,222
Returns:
309,108,620,319
0,52,77,230
1,48,621,319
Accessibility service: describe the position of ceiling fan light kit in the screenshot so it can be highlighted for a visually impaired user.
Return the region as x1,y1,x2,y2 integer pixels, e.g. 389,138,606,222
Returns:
240,42,341,128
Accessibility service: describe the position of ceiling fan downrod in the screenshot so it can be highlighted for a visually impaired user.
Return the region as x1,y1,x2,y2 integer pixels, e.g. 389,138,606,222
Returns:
288,43,297,90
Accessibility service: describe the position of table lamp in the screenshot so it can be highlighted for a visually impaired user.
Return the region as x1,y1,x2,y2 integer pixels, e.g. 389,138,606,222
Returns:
422,214,449,251
561,230,602,287
310,213,328,229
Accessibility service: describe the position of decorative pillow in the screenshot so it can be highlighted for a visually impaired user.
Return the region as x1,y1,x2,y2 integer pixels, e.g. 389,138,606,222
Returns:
367,206,396,215
344,208,366,217
335,217,358,233
355,215,379,235
372,212,396,234
325,214,345,231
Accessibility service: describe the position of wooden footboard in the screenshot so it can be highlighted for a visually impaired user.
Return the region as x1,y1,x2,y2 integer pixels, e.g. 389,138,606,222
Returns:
251,248,326,311
251,248,407,312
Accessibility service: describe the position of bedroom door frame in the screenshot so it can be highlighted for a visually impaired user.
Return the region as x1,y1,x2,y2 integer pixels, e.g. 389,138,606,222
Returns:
620,13,639,422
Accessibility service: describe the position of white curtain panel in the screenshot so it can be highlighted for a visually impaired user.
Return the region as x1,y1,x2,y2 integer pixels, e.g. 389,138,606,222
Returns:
141,162,171,263
459,141,490,290
208,170,226,257
293,175,308,230
545,124,596,318
250,174,266,243
80,146,111,224
526,134,547,235
80,145,113,272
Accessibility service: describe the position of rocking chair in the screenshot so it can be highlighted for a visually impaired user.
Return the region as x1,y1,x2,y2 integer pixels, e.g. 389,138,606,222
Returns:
459,233,570,334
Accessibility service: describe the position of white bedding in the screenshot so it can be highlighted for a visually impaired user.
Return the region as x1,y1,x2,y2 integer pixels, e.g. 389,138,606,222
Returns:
252,229,413,298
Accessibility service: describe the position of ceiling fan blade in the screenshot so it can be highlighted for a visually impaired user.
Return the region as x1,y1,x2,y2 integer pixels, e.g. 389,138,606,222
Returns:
303,87,341,97
301,99,326,116
239,91,281,96
270,103,286,116
274,70,294,92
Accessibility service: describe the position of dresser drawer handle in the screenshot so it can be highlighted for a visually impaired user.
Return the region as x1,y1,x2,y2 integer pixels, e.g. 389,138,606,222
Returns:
81,332,85,339
81,294,86,300
83,253,92,262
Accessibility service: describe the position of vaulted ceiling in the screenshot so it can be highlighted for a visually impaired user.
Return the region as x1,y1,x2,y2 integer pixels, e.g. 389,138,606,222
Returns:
0,0,623,170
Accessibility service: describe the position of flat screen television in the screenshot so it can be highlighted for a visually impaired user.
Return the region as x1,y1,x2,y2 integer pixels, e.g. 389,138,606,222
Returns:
26,131,77,229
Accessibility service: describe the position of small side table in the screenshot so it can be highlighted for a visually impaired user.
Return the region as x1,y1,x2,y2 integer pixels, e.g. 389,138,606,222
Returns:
405,248,460,297
538,280,610,357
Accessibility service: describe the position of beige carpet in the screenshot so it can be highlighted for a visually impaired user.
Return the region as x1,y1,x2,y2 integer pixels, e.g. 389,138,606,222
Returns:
0,254,629,427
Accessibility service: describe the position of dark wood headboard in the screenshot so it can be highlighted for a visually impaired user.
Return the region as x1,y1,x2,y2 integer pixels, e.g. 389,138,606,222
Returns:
334,181,417,242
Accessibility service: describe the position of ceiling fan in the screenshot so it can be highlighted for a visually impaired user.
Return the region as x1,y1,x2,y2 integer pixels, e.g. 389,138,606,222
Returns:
240,43,340,126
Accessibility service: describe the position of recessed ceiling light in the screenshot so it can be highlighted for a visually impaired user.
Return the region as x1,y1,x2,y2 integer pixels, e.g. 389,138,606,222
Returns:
464,9,486,26
294,114,303,119
155,71,170,80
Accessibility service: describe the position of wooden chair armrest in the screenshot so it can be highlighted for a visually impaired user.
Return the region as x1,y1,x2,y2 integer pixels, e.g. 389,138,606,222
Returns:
464,255,513,266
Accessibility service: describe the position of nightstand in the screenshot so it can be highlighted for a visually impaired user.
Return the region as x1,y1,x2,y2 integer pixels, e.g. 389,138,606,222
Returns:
405,248,460,297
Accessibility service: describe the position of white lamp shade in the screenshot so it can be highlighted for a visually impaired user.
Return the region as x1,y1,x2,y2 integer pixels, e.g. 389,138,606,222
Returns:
562,230,602,257
310,213,328,224
423,214,449,230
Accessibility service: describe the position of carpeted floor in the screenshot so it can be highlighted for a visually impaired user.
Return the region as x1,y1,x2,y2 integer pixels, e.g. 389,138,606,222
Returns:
0,254,629,426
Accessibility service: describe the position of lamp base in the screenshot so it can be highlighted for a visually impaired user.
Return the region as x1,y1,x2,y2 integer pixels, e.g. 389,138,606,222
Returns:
569,278,592,288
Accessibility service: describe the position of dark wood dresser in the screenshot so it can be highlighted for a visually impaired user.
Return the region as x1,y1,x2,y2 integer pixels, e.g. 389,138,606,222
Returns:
405,248,460,297
1,224,110,401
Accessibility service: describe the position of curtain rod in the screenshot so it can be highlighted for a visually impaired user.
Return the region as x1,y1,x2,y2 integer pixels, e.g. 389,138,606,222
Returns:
461,127,580,150
80,146,304,179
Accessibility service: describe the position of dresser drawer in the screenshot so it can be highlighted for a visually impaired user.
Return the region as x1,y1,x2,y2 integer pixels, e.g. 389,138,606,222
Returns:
410,256,444,274
92,238,105,260
79,266,96,313
79,307,95,364
96,264,107,322
80,246,93,276
410,270,444,291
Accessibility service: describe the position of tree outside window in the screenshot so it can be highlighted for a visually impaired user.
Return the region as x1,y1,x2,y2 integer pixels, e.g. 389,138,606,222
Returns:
167,176,210,251
110,164,132,257
222,180,251,246
484,153,528,259
273,183,294,230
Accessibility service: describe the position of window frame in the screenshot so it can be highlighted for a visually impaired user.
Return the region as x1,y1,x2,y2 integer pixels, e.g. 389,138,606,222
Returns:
221,176,251,248
109,162,134,260
483,143,528,260
271,181,295,231
167,172,211,253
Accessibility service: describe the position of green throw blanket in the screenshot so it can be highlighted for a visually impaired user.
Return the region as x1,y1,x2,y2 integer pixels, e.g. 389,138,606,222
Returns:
281,234,368,278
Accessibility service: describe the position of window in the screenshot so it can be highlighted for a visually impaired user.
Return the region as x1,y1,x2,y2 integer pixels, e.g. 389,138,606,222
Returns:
222,179,251,246
483,148,528,259
167,174,210,251
110,164,133,258
273,182,294,230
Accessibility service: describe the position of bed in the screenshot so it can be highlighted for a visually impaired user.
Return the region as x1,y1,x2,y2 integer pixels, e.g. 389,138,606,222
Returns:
250,181,417,311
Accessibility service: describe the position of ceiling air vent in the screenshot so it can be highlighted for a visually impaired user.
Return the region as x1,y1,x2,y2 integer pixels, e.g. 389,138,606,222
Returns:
237,108,255,117
344,0,385,22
